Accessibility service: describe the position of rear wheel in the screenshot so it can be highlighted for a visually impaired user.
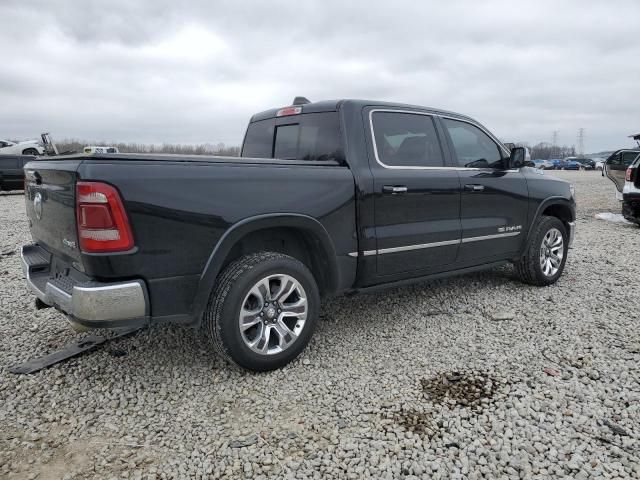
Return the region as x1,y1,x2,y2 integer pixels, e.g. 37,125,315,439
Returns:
204,252,320,371
515,216,568,286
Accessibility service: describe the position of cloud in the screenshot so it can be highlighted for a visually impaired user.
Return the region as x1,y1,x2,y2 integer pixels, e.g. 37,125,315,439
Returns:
1,0,638,151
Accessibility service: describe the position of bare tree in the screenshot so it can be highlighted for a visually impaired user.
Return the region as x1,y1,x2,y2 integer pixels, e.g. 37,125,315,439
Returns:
55,139,241,157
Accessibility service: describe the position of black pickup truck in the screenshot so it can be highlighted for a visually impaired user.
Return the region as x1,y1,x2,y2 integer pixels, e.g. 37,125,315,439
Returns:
21,99,576,371
0,154,35,191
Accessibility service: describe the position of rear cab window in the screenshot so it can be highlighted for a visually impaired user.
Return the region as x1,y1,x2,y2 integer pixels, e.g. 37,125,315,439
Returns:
242,112,343,161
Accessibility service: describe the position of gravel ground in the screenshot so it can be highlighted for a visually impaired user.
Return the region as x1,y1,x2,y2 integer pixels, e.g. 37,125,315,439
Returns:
1,170,639,479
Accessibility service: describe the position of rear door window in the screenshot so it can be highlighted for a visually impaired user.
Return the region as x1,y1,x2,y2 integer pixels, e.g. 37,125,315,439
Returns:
622,151,639,166
242,112,343,161
370,111,444,167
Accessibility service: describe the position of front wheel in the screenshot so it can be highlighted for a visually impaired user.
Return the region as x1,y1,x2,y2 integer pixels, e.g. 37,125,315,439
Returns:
515,216,568,286
204,252,320,371
22,148,39,155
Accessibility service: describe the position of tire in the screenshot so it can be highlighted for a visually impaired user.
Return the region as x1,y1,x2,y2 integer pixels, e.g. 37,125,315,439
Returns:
204,251,320,371
22,148,39,155
515,216,568,286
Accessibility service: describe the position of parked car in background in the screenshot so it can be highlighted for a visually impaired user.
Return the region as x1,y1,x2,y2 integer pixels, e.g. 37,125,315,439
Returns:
603,149,640,200
622,154,640,225
562,158,581,170
532,159,545,169
550,159,565,170
0,139,44,156
577,158,595,170
532,159,554,170
535,160,555,170
20,98,576,371
595,158,606,171
83,146,120,154
0,154,35,191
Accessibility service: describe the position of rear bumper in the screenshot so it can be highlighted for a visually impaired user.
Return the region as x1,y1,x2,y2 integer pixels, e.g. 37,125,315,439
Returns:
21,244,149,328
622,193,640,224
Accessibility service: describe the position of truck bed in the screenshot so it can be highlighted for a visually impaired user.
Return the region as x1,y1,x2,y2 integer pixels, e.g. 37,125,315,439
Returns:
44,152,344,167
23,153,357,324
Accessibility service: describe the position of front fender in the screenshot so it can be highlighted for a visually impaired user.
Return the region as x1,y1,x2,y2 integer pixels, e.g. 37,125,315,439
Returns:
521,197,575,254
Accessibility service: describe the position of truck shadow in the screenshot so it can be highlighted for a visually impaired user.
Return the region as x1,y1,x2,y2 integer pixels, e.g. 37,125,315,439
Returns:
92,264,520,375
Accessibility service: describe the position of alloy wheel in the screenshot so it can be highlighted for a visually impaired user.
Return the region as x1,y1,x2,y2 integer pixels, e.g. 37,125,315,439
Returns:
238,274,308,355
539,227,564,277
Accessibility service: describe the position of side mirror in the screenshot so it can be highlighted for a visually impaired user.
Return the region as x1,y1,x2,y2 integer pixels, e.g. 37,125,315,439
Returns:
509,147,526,169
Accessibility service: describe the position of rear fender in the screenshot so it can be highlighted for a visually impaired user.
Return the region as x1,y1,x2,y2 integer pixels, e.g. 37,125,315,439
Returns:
190,213,339,325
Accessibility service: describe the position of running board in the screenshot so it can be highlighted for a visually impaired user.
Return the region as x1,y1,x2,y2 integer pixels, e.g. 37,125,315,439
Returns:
8,326,144,374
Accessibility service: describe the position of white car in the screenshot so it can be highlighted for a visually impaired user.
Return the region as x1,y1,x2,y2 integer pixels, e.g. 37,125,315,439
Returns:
83,146,120,154
0,139,44,156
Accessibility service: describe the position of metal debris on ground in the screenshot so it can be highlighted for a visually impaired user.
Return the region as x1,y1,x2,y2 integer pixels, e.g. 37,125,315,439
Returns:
7,326,144,374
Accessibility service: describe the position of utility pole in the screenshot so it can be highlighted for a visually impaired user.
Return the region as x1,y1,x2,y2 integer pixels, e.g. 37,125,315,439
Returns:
552,131,559,158
577,128,585,157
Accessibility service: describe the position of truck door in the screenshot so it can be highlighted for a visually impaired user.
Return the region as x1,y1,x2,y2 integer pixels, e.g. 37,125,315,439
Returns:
366,109,462,277
605,150,639,194
439,117,529,263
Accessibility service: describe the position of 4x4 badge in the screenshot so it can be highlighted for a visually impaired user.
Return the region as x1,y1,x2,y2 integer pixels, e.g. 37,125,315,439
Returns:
33,192,43,220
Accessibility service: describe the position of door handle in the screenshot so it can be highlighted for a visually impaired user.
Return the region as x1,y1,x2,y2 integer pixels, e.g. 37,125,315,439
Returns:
464,184,485,192
383,185,408,195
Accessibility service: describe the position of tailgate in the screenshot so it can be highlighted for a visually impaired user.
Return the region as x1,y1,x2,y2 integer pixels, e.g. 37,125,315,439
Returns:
24,159,83,263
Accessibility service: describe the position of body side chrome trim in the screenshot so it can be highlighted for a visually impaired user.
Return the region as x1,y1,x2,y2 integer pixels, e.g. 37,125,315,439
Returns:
348,231,521,256
377,238,460,254
460,231,521,243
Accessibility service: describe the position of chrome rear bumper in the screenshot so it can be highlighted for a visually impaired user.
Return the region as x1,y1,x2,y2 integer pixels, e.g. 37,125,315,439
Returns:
21,245,148,327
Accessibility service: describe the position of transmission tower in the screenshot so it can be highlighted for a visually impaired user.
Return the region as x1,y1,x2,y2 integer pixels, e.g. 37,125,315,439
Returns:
552,131,559,158
577,128,585,157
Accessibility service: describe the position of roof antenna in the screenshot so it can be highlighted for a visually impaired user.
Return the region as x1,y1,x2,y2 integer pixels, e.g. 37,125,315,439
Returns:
292,96,311,105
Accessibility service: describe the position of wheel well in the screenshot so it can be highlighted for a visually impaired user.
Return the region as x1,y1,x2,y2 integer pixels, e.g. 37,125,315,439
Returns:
220,227,333,297
541,203,573,230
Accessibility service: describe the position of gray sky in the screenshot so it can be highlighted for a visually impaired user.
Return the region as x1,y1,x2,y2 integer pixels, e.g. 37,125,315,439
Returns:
1,0,638,152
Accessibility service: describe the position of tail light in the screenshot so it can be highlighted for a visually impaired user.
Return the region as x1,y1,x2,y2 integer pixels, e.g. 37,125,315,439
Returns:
626,167,633,182
76,181,134,253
